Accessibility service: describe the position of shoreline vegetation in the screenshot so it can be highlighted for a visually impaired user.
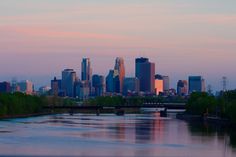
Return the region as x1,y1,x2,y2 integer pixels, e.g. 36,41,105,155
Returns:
177,90,236,126
0,92,78,119
1,90,236,126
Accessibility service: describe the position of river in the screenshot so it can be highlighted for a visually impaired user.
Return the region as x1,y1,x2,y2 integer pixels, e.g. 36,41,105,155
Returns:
0,112,235,157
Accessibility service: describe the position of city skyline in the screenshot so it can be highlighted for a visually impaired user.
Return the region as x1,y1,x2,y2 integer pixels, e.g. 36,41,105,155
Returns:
0,0,236,90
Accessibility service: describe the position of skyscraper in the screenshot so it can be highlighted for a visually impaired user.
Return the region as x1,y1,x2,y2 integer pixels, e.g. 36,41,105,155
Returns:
135,57,155,93
81,58,92,95
114,57,125,94
123,77,140,96
189,76,205,94
155,74,164,95
81,58,92,81
75,81,90,100
106,70,115,93
92,74,105,96
162,76,170,91
62,69,76,97
51,77,62,96
177,80,188,96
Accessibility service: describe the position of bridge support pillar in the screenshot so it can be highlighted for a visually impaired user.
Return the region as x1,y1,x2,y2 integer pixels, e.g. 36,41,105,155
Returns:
96,109,100,116
160,108,167,117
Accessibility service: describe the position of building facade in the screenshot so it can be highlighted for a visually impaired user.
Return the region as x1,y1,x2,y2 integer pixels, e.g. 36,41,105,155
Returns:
114,57,125,94
135,57,155,94
177,80,188,96
123,77,140,95
188,76,205,94
0,82,11,93
92,74,105,97
51,77,63,96
62,69,76,97
155,74,164,95
18,80,34,95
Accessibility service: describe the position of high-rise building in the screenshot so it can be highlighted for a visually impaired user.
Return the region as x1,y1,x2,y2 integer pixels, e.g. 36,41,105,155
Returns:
135,57,155,93
123,77,140,95
81,58,92,95
106,70,115,93
62,69,76,97
105,69,120,93
81,58,92,81
18,80,34,95
162,76,170,91
189,76,205,94
75,81,90,100
0,82,11,93
114,57,125,94
92,75,105,96
51,77,62,96
177,80,188,96
155,74,164,95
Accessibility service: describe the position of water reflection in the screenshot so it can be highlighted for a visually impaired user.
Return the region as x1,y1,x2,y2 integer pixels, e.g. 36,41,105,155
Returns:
188,121,236,150
0,113,236,157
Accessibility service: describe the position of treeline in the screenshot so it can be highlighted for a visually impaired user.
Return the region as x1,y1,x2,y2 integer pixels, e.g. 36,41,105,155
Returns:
0,92,48,117
186,90,236,123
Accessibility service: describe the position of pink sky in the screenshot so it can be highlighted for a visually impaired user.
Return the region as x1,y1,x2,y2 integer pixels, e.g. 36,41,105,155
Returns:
0,0,236,90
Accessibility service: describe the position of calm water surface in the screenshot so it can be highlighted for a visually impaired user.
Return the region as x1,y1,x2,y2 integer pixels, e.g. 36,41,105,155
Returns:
0,113,235,157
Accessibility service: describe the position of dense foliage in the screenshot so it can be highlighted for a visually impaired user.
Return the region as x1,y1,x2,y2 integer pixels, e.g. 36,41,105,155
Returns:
0,92,48,116
186,90,236,123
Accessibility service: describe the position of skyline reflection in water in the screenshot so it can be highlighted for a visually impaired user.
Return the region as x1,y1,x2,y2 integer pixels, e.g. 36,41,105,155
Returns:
0,113,235,157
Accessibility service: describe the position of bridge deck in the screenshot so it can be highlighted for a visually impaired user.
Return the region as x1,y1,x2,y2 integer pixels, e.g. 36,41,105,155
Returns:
44,103,186,110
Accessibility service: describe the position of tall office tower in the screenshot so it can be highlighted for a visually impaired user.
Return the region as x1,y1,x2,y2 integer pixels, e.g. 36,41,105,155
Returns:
81,58,92,95
188,76,205,94
114,57,125,94
155,74,164,95
0,82,11,93
177,80,188,96
18,80,34,95
123,77,140,96
106,70,115,93
135,57,155,93
92,74,105,97
62,69,76,97
162,76,170,91
51,77,62,96
81,58,92,81
105,69,120,94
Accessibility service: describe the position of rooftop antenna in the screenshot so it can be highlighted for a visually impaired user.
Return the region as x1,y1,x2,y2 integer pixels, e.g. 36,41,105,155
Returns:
222,76,227,92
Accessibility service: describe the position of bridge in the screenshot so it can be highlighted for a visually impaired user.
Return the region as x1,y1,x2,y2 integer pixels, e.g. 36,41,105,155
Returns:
44,103,186,111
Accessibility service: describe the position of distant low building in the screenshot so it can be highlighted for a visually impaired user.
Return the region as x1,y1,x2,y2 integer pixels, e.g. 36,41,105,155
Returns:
177,80,188,96
0,81,11,93
39,86,51,95
18,80,34,95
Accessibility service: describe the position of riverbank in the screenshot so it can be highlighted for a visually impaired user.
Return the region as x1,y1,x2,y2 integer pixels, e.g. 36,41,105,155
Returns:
176,113,231,126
